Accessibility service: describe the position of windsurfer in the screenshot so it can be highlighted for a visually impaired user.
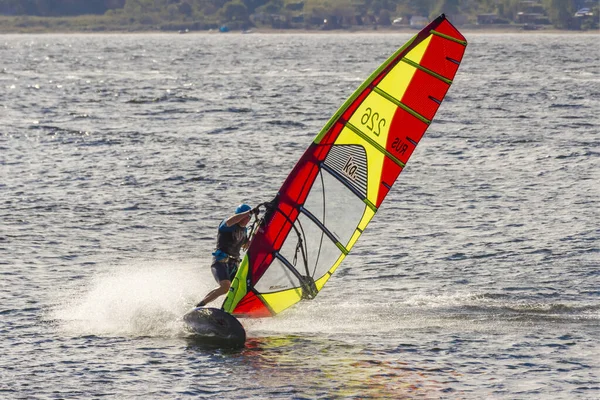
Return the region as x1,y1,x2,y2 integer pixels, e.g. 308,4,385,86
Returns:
195,203,258,308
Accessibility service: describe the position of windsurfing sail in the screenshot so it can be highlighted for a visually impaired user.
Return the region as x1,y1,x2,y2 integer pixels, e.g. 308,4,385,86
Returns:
223,14,467,317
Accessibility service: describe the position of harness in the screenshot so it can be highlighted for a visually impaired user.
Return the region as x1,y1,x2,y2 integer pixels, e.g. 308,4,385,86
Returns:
212,249,241,263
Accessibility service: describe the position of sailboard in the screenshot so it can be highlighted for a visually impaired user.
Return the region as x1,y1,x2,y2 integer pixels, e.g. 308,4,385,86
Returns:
223,14,467,318
183,307,246,347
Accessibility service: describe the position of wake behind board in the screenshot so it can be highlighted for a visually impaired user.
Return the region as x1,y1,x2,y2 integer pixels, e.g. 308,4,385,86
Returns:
183,307,246,347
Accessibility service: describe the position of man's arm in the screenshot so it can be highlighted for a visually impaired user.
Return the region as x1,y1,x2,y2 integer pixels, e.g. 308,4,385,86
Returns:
223,209,253,227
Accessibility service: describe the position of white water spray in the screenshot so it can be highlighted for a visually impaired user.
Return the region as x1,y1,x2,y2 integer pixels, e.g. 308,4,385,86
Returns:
49,260,211,337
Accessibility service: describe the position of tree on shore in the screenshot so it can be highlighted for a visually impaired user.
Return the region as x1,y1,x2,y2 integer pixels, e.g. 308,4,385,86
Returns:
543,0,576,29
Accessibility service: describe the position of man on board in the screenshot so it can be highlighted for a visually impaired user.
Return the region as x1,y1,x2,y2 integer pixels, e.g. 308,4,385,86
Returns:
195,203,258,308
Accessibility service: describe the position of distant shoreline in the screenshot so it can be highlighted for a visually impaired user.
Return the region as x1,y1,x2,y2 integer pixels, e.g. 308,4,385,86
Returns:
0,16,597,35
0,27,597,35
248,26,598,35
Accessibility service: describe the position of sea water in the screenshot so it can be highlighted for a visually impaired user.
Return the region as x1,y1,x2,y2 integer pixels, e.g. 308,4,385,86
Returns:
1,32,599,399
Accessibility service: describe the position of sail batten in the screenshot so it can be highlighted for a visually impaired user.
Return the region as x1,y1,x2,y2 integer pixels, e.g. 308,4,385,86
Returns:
371,86,432,124
273,252,304,280
401,58,453,84
344,121,407,168
431,30,468,45
299,206,348,254
222,14,467,318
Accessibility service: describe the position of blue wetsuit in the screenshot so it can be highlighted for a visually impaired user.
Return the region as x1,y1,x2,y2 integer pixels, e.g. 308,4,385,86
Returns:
211,220,248,282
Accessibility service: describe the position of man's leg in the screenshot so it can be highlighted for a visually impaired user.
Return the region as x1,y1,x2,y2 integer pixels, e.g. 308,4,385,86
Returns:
196,279,231,307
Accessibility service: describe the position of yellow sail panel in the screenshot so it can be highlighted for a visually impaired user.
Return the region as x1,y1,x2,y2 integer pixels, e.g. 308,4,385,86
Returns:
404,35,433,64
260,288,303,315
376,61,417,102
222,256,249,313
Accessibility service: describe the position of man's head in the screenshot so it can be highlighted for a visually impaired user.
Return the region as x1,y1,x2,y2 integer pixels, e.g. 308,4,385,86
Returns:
235,203,252,227
235,204,251,214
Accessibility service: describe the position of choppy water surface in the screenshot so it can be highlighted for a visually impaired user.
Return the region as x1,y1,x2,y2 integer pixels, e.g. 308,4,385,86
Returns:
1,32,599,399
